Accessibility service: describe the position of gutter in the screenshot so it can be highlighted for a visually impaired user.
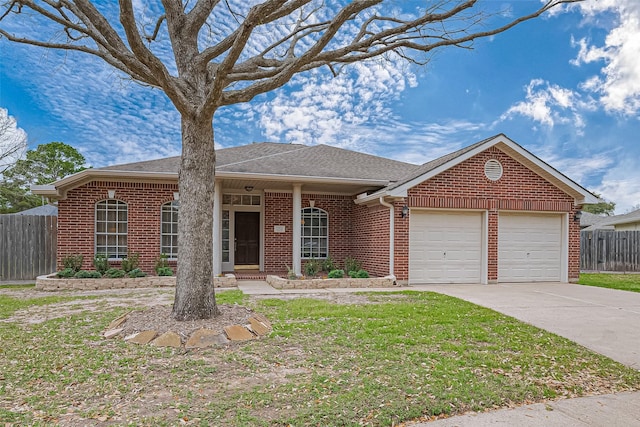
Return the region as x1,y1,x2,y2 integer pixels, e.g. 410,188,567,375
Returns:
378,197,395,277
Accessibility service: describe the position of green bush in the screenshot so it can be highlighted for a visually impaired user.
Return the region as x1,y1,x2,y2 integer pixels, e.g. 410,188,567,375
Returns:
349,269,369,279
120,252,140,273
285,265,297,280
328,269,345,279
93,253,110,274
62,254,83,273
155,254,170,274
321,256,336,272
74,270,102,279
156,266,174,277
56,268,75,278
344,256,361,275
104,268,126,278
127,268,147,278
303,258,321,278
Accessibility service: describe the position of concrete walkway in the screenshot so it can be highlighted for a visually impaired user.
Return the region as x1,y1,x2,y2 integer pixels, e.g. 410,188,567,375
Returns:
410,391,640,426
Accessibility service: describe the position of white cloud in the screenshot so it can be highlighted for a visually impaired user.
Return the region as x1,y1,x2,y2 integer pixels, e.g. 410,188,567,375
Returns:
571,1,640,115
500,80,591,133
0,108,27,172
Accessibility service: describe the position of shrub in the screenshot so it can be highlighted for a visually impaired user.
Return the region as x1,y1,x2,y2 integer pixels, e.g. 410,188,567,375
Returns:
104,268,126,278
93,253,110,275
56,268,75,278
127,268,147,278
120,252,140,273
156,266,174,277
285,265,297,280
344,256,361,275
74,270,102,279
322,256,336,273
62,254,83,273
155,254,170,274
349,269,369,278
303,258,321,278
328,269,345,279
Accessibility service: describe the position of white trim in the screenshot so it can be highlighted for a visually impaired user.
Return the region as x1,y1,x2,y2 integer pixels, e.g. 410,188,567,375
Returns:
292,184,302,275
481,210,488,285
213,181,222,276
562,213,569,283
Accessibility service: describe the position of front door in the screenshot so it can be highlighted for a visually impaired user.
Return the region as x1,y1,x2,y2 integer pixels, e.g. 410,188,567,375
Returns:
235,211,260,265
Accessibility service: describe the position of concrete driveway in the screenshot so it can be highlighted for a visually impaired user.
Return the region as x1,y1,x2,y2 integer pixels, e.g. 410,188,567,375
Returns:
414,282,640,369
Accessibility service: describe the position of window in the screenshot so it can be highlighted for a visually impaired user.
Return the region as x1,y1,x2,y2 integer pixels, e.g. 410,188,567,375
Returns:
301,207,328,259
222,210,230,263
161,201,179,259
95,200,128,259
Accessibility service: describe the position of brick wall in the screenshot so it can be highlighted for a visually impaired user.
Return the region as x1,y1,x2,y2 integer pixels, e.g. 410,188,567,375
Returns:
57,181,178,274
353,203,390,277
400,147,579,282
264,192,355,272
264,192,293,272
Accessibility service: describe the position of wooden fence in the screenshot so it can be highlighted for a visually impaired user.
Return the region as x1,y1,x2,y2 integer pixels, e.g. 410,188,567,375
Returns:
0,215,57,281
581,230,640,272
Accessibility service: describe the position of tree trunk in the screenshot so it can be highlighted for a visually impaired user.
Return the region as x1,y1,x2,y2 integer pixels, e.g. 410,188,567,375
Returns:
172,113,219,321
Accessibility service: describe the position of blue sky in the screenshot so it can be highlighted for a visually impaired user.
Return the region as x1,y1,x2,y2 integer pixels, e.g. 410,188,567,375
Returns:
1,1,639,213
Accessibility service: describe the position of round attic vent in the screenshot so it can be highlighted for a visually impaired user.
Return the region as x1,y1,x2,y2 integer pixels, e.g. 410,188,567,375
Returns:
484,159,503,181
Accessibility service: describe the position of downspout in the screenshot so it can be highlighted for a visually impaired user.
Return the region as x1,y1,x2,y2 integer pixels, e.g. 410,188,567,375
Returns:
378,197,395,277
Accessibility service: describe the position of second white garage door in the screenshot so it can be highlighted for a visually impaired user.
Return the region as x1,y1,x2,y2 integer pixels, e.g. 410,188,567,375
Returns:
498,213,563,282
409,210,483,284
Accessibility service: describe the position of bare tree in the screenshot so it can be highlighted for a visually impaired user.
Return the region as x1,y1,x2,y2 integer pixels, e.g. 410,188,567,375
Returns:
0,0,583,320
0,108,27,174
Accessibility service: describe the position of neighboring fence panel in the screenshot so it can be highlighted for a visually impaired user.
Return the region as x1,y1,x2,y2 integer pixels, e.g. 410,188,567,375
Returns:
581,230,640,272
0,215,57,281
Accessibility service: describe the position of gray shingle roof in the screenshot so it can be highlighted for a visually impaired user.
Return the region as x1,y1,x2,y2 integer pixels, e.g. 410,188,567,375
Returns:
11,204,58,216
381,134,499,192
580,212,613,230
97,142,418,182
602,209,640,226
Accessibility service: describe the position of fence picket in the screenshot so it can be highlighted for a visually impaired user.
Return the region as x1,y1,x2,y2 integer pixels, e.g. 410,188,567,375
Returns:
0,215,58,281
581,230,640,272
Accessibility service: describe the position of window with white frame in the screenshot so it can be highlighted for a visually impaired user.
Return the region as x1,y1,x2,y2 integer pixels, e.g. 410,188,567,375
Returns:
95,199,128,259
301,207,328,259
161,201,179,259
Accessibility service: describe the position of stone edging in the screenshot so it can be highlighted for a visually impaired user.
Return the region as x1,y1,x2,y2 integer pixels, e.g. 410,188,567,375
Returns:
266,274,396,289
35,273,237,291
103,312,272,349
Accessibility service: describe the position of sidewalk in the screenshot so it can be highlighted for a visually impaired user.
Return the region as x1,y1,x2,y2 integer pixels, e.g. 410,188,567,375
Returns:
408,391,640,426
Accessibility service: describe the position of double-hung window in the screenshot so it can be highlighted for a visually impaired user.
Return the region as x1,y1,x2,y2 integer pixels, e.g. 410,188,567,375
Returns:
95,200,128,259
301,207,328,259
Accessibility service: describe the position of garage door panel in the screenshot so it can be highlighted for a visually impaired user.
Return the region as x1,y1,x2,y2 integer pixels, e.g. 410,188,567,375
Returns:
498,213,563,282
409,211,483,284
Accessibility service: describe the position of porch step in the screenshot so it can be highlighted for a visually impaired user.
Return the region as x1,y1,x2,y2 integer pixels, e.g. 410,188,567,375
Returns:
230,271,286,281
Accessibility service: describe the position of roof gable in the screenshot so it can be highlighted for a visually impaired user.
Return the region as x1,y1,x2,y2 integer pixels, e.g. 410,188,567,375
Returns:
379,134,598,206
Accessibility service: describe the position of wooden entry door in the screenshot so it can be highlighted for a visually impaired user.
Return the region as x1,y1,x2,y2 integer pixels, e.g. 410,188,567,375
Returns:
235,212,259,265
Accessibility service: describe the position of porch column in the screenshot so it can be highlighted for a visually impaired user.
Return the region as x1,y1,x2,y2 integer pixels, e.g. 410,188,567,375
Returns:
213,180,222,276
292,184,302,275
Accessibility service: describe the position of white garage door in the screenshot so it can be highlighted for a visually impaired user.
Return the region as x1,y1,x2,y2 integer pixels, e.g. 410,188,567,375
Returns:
409,211,483,284
498,213,563,282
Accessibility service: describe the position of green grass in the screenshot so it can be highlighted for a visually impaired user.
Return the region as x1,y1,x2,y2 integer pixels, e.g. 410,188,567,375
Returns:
579,273,640,292
0,294,95,319
0,290,638,426
0,283,35,289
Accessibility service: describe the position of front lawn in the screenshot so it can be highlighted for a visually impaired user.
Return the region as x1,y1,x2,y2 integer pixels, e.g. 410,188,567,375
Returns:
579,273,640,293
1,289,638,426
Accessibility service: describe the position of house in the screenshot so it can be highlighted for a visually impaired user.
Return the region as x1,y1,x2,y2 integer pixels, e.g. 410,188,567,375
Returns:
600,209,640,231
11,204,59,216
32,134,598,284
579,211,614,230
